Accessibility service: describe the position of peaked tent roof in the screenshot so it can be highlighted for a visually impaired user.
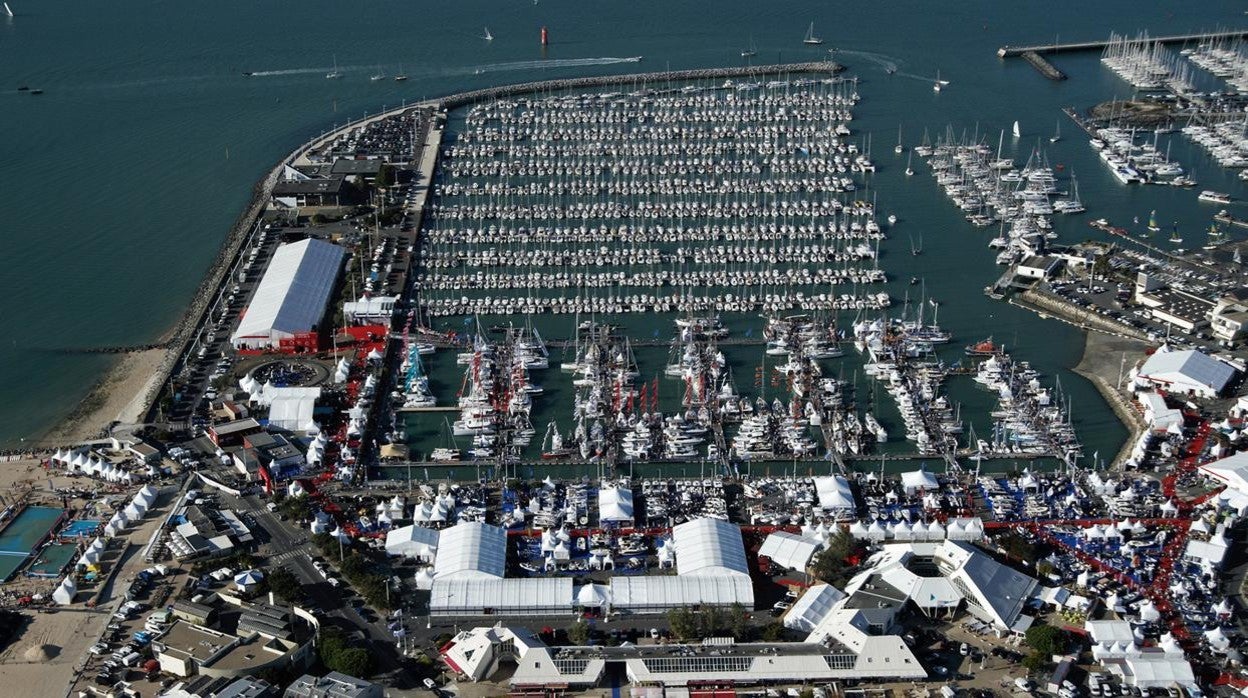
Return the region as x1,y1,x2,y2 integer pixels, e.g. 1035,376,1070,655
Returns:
1138,349,1235,394
672,518,749,577
434,522,506,579
759,531,821,571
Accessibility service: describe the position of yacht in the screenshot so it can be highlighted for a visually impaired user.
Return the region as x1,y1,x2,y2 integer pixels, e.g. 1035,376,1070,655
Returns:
326,55,342,79
1198,190,1231,204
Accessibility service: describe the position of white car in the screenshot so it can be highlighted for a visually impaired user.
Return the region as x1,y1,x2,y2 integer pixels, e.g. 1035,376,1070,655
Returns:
1014,678,1034,692
89,643,109,656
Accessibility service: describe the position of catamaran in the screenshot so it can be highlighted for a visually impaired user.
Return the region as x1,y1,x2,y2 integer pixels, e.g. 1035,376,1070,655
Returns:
1012,120,1021,138
325,55,342,79
482,27,494,41
1147,209,1160,232
803,22,823,45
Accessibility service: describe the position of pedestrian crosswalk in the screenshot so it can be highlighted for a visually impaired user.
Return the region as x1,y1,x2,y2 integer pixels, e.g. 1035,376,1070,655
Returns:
267,548,308,564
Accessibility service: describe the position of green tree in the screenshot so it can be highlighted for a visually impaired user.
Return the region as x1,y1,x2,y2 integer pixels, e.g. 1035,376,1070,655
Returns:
267,567,302,602
567,620,590,646
330,647,373,677
727,603,750,640
375,165,395,190
667,607,698,640
1025,624,1065,656
1022,650,1049,672
760,622,787,642
812,528,857,586
698,606,724,638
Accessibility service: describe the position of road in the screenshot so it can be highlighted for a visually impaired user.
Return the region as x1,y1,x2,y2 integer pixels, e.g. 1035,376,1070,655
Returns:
230,493,423,689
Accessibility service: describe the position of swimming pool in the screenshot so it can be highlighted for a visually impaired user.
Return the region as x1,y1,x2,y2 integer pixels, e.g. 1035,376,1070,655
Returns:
60,519,101,538
0,506,66,581
26,543,77,578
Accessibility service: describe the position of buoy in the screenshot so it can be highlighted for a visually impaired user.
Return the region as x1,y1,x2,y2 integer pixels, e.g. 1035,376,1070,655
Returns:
541,26,548,46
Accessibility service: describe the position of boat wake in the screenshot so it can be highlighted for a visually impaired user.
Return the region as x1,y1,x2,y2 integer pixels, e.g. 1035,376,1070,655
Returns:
834,49,901,73
466,56,643,75
246,67,346,77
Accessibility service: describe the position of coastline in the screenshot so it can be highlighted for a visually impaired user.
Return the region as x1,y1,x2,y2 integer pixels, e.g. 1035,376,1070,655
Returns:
22,61,846,451
1071,329,1149,469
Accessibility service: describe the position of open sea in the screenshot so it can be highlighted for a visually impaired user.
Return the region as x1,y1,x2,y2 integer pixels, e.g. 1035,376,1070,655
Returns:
1,0,1244,461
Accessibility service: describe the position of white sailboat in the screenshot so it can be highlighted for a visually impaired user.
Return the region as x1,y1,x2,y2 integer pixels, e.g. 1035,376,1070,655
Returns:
482,27,494,41
803,22,823,45
932,70,942,92
904,150,914,176
370,65,386,81
394,64,408,82
894,125,904,154
1050,118,1061,143
325,55,342,79
2,3,12,18
741,35,757,58
1012,120,1021,138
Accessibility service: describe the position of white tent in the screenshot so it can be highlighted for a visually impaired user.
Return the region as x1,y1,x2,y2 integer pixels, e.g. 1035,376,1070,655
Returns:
1205,626,1231,651
866,520,888,541
812,475,856,513
385,525,440,560
230,239,346,349
598,486,635,524
900,468,939,494
758,531,821,571
576,583,611,608
782,583,847,632
52,577,76,605
434,522,506,579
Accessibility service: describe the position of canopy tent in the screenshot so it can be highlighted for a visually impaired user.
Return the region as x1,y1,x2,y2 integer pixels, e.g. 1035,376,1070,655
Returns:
429,577,572,616
576,583,612,608
671,518,749,577
52,577,76,605
234,569,264,592
385,525,440,560
598,486,635,524
759,531,821,571
900,468,939,494
812,475,856,513
434,522,507,579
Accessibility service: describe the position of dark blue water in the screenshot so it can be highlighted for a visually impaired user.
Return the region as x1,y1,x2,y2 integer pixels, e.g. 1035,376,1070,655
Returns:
1,0,1243,447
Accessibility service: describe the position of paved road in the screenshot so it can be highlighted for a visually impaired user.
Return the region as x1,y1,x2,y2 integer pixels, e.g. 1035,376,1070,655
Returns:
231,493,422,689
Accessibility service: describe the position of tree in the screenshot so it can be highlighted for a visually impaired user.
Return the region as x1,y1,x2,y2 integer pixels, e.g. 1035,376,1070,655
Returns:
1025,624,1066,656
267,568,302,602
567,620,590,646
760,622,787,642
812,528,857,587
1022,650,1049,672
697,606,724,638
1036,560,1056,578
667,607,698,640
375,165,395,190
727,603,750,640
330,647,373,677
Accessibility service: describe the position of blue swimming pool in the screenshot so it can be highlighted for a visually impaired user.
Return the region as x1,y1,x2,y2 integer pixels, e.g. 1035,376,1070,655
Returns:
60,519,101,538
0,506,65,581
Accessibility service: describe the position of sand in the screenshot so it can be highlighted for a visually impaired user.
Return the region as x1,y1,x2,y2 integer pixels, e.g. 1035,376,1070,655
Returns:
34,347,171,448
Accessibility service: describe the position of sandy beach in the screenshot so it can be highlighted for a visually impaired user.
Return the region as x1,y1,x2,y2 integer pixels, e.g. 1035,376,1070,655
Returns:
34,347,171,448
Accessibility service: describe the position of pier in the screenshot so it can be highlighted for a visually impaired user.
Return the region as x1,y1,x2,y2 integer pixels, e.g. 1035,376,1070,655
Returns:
997,30,1248,58
999,30,1248,79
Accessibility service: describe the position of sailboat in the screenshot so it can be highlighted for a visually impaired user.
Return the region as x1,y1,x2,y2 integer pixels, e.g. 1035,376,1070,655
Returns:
1050,118,1061,143
741,35,757,58
1147,209,1161,232
482,27,494,41
910,233,923,256
904,150,914,176
2,3,12,17
370,65,386,81
325,55,342,79
894,125,904,154
803,22,823,45
1169,222,1183,245
933,70,943,92
1012,120,1021,138
394,64,408,81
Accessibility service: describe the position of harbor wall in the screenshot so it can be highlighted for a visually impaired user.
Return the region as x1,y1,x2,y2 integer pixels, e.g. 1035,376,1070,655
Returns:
1013,287,1150,342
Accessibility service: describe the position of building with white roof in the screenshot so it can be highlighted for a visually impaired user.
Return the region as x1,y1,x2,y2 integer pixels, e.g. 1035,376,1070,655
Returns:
432,522,506,580
782,583,847,632
597,486,634,525
383,525,439,561
812,475,857,514
230,239,346,350
1136,392,1184,435
1135,348,1236,399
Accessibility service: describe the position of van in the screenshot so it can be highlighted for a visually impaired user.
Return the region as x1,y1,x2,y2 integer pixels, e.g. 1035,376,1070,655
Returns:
121,652,141,667
1014,678,1034,692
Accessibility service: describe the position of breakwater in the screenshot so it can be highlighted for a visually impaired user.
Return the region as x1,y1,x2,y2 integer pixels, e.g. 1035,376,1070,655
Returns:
436,61,844,109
